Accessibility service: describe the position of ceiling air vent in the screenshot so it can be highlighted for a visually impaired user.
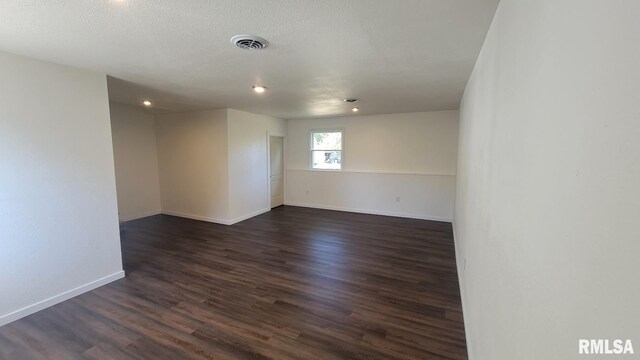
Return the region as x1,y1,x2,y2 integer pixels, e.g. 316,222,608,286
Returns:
231,35,269,50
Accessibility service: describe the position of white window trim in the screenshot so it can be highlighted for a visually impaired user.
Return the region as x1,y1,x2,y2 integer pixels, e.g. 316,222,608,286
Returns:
309,128,344,171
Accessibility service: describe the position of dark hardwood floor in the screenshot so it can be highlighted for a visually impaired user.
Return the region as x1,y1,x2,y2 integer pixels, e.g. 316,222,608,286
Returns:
0,206,467,360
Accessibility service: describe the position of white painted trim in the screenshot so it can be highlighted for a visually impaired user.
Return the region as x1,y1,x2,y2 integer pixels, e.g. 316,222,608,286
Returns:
267,129,286,138
161,210,232,225
161,208,271,226
0,271,125,327
227,208,271,225
118,210,162,222
284,202,452,223
286,168,456,177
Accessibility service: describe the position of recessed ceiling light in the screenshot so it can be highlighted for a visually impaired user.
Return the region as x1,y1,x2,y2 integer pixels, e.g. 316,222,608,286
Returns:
352,107,359,112
143,100,152,106
252,85,267,93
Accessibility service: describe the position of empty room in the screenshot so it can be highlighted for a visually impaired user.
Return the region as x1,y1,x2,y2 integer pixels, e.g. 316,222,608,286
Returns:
1,1,639,359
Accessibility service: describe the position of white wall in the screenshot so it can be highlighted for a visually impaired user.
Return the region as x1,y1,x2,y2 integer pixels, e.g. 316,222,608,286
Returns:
110,103,161,221
286,111,458,221
455,1,640,359
227,109,286,222
0,51,124,326
155,109,229,223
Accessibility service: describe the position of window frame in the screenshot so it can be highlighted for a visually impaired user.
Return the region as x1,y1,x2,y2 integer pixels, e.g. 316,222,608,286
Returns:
309,128,344,171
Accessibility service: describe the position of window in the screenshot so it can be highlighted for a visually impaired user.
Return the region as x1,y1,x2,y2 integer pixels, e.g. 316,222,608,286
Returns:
310,130,343,170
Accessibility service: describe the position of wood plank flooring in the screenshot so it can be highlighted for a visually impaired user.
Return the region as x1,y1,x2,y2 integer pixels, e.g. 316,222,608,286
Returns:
0,206,467,359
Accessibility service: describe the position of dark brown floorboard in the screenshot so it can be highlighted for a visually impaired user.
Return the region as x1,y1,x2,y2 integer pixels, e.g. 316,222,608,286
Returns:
0,206,467,359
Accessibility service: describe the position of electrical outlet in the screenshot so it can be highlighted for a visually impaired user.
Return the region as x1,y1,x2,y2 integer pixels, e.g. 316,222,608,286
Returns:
395,197,400,202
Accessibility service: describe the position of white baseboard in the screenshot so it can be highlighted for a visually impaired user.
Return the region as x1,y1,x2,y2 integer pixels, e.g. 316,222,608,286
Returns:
161,208,272,226
0,271,125,327
451,224,471,358
284,202,452,223
161,210,231,225
119,210,161,222
227,208,271,225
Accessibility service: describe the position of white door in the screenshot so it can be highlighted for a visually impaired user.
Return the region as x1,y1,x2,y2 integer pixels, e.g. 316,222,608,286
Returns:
270,136,284,208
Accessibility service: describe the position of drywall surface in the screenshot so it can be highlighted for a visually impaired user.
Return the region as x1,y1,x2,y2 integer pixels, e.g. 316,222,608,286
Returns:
226,109,286,223
454,1,640,359
155,109,229,223
0,51,123,326
286,111,458,221
109,103,161,221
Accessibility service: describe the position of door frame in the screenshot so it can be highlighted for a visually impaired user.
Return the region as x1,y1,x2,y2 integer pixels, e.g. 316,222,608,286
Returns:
266,131,286,209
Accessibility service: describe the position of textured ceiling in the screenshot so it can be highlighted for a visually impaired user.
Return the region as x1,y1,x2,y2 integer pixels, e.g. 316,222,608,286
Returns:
0,0,499,119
